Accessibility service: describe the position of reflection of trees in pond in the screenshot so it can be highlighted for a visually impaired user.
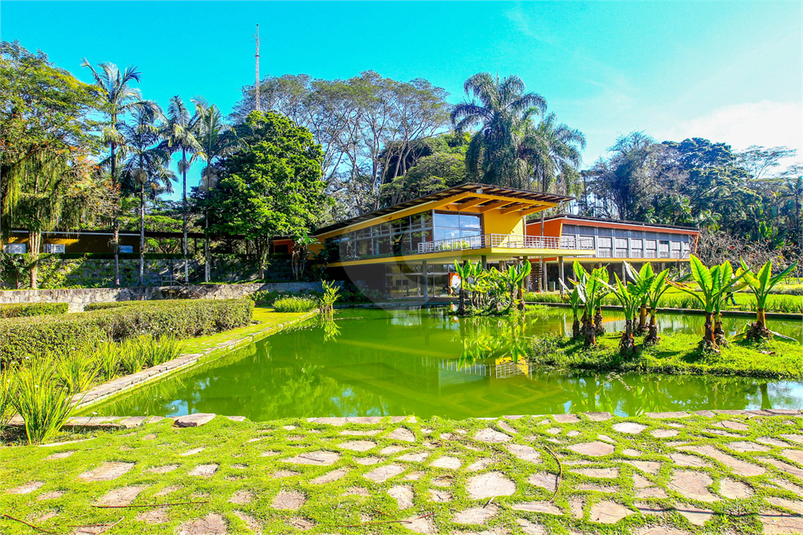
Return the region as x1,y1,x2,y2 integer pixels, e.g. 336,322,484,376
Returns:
456,313,534,369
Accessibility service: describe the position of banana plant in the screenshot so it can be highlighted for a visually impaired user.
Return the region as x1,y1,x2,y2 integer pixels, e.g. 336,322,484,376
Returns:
643,267,671,345
560,278,582,338
625,262,655,333
571,261,608,348
506,261,532,311
739,259,797,340
670,255,744,351
601,271,645,355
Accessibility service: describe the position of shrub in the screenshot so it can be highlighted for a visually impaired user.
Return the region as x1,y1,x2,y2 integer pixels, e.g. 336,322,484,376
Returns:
0,302,69,318
0,298,253,366
273,296,319,313
11,361,74,444
83,301,143,311
0,367,15,430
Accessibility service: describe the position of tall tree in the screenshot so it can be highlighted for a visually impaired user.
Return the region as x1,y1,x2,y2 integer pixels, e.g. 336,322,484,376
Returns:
81,59,154,286
193,98,240,282
451,72,546,186
161,96,201,283
119,107,174,286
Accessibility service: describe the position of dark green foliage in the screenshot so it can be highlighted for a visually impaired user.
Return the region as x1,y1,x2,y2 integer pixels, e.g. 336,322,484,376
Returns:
0,298,253,366
272,296,319,313
0,302,68,318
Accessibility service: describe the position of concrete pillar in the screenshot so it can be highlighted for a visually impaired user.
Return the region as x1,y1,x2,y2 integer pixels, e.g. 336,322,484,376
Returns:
481,255,487,269
422,261,428,301
621,261,627,281
559,257,565,296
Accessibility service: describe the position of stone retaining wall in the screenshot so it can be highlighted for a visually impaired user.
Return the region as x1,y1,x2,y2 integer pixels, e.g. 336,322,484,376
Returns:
0,282,325,312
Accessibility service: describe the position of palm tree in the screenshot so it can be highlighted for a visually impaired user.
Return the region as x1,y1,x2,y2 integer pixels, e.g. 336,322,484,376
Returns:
451,73,546,186
119,107,175,286
193,98,240,282
161,96,201,283
81,60,155,286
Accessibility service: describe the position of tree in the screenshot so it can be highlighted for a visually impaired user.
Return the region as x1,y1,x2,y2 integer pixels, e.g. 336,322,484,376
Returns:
161,96,201,283
119,107,174,286
208,111,329,278
380,152,467,205
451,73,546,186
82,59,154,286
194,98,240,282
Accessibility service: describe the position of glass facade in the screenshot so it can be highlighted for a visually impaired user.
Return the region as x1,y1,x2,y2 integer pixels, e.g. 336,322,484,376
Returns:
433,212,482,241
561,224,692,259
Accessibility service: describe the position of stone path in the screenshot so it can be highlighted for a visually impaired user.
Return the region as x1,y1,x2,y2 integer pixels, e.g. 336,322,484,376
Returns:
2,411,802,534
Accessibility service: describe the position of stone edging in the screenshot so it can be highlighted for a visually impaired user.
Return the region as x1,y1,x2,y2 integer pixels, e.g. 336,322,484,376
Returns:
72,310,319,411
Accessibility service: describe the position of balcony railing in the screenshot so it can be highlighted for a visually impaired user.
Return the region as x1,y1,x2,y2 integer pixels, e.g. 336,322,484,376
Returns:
417,234,595,254
598,249,690,259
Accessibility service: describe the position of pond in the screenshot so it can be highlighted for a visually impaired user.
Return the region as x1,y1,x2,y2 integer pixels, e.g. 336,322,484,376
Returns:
89,308,803,420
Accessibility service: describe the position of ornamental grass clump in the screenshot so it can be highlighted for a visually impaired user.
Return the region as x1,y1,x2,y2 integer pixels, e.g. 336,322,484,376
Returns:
273,296,319,313
57,353,98,394
92,342,119,382
118,339,147,375
11,361,74,444
142,335,181,367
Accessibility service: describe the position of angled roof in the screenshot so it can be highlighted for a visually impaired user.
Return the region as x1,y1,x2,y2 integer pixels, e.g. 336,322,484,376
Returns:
314,183,573,235
530,213,699,233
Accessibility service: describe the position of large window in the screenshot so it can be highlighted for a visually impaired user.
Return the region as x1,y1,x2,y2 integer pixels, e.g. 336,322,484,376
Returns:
327,211,434,261
433,212,482,242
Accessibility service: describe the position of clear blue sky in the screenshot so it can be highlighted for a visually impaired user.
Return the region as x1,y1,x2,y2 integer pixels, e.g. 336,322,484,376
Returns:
3,1,801,198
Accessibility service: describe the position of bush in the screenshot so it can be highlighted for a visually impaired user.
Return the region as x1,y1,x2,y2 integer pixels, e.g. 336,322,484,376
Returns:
772,284,803,295
0,298,254,366
273,296,319,313
83,301,142,311
0,302,69,318
11,361,74,444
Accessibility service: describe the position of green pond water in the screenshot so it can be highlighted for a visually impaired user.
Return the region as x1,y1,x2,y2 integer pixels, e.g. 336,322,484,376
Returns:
91,308,803,420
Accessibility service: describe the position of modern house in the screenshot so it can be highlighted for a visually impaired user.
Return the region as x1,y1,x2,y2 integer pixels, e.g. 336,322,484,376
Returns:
525,214,700,290
311,183,597,298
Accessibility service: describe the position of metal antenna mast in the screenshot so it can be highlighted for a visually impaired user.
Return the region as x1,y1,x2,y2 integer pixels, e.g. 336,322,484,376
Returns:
255,24,261,112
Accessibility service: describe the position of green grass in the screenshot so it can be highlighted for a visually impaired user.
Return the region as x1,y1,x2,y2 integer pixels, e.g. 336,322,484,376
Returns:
530,331,802,379
273,296,319,313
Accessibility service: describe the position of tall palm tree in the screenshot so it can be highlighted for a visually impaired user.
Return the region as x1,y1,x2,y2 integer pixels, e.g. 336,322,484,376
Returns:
119,107,175,286
81,60,155,286
451,73,546,186
161,96,201,283
193,98,240,282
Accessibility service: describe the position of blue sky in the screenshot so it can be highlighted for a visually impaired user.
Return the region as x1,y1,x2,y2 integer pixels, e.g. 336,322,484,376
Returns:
3,1,801,198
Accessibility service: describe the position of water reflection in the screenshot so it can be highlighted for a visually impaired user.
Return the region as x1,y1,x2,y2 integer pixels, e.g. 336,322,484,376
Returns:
90,309,803,420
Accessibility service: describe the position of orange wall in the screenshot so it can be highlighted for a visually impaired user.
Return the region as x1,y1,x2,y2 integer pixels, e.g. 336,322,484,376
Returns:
527,217,698,237
525,219,563,237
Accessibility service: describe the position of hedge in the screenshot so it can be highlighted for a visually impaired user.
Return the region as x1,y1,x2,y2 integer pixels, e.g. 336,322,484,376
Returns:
0,302,69,319
0,298,254,366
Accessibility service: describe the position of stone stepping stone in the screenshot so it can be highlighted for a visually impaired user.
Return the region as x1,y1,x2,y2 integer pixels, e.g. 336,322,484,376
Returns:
398,452,430,463
466,458,494,472
622,460,662,474
669,453,711,468
78,462,135,482
154,485,181,497
173,413,216,428
283,451,340,465
380,445,409,455
719,478,753,499
403,514,436,534
636,486,668,499
516,518,548,535
505,443,540,463
651,429,679,438
569,497,585,519
287,517,314,530
675,503,714,526
176,512,228,535
343,487,370,497
272,469,299,478
758,437,790,448
148,464,179,474
585,412,614,421
388,485,414,510
622,448,643,457
37,490,66,501
528,472,557,492
180,447,206,456
338,440,376,452
768,497,803,515
364,463,405,483
95,485,148,506
474,428,511,443
633,474,652,488
340,429,381,436
189,464,219,477
260,450,279,457
568,441,614,457
545,427,561,435
780,434,803,445
234,511,262,534
726,441,771,453
760,510,803,534
769,478,803,496
310,468,349,485
760,457,803,478
386,427,416,442
282,425,297,431
679,445,765,476
466,471,516,500
571,467,619,479
355,456,382,465
781,449,803,464
136,507,169,525
228,490,253,504
589,500,633,524
431,476,453,487
272,490,306,510
566,430,580,437
431,456,461,469
598,434,616,443
711,420,749,431
453,504,498,524
429,489,451,502
6,481,43,494
634,528,692,535
403,471,424,481
612,422,647,435
577,483,617,493
511,501,562,515
44,450,75,460
668,470,719,502
554,414,581,423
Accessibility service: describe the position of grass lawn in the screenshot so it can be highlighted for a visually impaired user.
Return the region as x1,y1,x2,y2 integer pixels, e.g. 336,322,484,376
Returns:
531,332,803,380
2,413,802,534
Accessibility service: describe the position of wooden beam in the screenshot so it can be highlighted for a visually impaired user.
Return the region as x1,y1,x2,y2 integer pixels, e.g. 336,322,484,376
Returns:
501,202,533,215
478,200,512,213
452,197,487,210
519,205,551,217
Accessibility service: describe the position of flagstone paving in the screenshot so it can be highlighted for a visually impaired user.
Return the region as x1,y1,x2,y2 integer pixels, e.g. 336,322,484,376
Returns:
1,412,802,534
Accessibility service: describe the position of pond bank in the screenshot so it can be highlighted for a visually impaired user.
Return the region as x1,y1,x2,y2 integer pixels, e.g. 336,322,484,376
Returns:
525,301,803,320
2,411,802,534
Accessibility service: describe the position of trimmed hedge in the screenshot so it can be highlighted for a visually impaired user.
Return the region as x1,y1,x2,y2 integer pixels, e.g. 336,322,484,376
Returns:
0,302,69,319
0,298,254,366
83,301,144,311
